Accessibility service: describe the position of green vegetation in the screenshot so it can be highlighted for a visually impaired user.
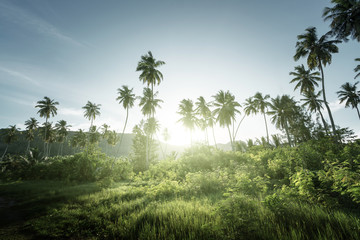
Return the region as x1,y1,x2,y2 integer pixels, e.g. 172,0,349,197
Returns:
1,1,360,239
1,139,360,239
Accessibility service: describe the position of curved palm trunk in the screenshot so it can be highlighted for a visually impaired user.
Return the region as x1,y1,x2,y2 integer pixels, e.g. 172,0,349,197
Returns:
356,106,360,120
234,115,246,143
118,107,129,154
227,125,234,151
316,106,329,134
1,145,8,160
318,61,337,137
263,112,270,144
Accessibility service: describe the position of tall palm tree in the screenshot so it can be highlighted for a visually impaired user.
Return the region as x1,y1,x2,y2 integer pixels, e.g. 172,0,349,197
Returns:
139,87,163,168
294,27,341,136
82,101,101,129
355,58,360,79
195,96,212,144
323,0,360,42
253,92,271,144
1,125,20,160
116,85,136,149
301,91,329,133
212,90,240,150
337,81,360,119
289,64,321,94
40,122,56,157
55,120,71,155
268,95,296,147
35,96,59,156
177,99,198,145
136,51,165,107
24,117,39,153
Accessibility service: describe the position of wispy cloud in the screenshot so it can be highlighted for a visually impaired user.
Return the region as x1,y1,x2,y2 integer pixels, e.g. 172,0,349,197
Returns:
58,107,83,117
0,66,40,86
0,1,86,47
329,99,344,113
0,94,35,107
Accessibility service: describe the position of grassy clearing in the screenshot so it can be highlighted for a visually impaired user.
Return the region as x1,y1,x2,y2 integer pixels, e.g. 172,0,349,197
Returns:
1,179,359,240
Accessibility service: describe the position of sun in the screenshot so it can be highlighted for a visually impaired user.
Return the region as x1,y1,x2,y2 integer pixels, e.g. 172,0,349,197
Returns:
161,124,207,146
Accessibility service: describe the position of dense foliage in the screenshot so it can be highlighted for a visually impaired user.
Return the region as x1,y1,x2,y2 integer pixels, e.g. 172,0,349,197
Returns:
1,138,360,239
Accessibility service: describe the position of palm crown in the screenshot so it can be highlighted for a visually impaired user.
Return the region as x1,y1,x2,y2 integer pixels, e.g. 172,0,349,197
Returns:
323,0,360,42
294,27,340,69
136,51,165,88
82,101,101,128
139,88,163,117
289,64,320,94
117,85,136,109
35,96,59,121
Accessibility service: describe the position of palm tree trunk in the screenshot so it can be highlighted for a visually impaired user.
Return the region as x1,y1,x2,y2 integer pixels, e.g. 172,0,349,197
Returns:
118,107,129,152
318,61,337,137
205,127,209,146
227,125,234,151
212,126,217,149
234,114,246,142
356,106,360,120
284,121,292,147
263,112,270,144
1,145,9,160
316,106,329,134
26,140,31,153
44,117,48,157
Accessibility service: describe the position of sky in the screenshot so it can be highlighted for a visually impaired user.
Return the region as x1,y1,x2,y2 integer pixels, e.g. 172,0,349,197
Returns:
0,0,359,146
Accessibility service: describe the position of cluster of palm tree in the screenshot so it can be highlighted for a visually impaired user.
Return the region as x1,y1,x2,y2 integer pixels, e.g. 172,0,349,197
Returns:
177,89,316,150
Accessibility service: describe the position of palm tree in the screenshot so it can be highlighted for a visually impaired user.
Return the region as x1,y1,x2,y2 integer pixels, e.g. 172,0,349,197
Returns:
1,125,20,160
289,64,321,94
136,51,165,108
55,120,72,155
301,91,329,133
35,96,59,156
139,87,163,168
40,122,56,157
177,99,198,145
82,101,101,129
337,81,360,119
323,0,360,42
294,27,341,136
195,96,212,144
24,117,39,153
212,90,240,150
355,58,360,79
116,85,136,150
71,129,87,153
253,92,271,144
139,88,163,117
268,95,296,147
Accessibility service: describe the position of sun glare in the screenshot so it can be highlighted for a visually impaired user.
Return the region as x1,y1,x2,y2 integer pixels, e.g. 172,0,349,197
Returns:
164,125,208,146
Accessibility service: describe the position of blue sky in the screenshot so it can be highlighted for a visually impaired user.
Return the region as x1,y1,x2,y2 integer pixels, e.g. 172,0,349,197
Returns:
0,0,359,145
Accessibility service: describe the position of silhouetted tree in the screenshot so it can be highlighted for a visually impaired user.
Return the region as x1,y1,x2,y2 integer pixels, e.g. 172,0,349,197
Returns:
323,0,360,42
337,81,360,119
294,27,341,137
